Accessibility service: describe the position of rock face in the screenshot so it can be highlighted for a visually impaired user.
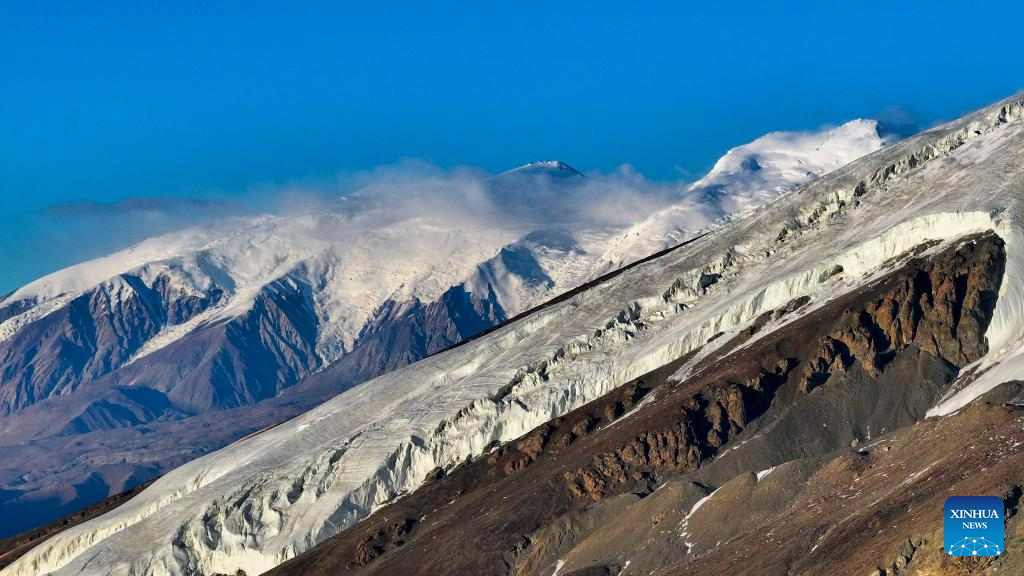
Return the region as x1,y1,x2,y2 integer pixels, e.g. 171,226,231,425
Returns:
0,273,504,422
0,274,225,415
800,237,1002,392
264,234,1011,576
664,400,1024,576
104,275,322,413
301,283,506,394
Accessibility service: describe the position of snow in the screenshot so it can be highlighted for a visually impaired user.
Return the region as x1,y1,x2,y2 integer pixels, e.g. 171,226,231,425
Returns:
2,225,214,306
687,487,721,518
0,210,516,363
124,310,218,365
596,119,889,270
693,119,887,215
506,160,584,176
31,99,1024,576
678,486,722,553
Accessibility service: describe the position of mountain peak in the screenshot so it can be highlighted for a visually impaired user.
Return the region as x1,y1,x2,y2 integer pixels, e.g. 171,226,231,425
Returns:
504,160,583,177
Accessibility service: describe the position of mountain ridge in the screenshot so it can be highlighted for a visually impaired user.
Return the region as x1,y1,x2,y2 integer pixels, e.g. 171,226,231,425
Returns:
4,93,1021,575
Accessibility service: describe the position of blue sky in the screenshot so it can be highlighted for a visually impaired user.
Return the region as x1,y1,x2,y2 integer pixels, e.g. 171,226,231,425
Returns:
2,1,1023,293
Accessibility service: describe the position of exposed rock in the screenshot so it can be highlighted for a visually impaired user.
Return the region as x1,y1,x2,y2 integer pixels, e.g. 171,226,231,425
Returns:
351,518,416,568
0,274,225,415
563,357,794,501
800,236,1003,393
665,402,1024,576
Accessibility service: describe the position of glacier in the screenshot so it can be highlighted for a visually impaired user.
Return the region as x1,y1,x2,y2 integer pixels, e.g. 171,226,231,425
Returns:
5,93,1023,576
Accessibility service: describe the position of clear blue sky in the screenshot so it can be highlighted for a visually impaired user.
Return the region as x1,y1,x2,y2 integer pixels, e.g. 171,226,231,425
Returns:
2,1,1023,293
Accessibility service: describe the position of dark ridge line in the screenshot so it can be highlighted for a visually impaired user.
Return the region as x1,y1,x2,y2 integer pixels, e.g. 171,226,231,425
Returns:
430,231,712,358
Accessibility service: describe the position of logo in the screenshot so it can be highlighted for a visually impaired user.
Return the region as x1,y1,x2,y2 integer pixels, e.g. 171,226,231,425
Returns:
944,496,1004,556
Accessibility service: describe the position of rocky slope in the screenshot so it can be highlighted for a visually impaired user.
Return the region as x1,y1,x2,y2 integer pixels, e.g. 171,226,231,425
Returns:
0,124,883,537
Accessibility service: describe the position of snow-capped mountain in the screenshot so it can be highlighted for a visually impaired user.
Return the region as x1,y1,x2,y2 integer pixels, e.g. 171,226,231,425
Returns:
0,121,885,538
597,119,887,270
5,92,1021,576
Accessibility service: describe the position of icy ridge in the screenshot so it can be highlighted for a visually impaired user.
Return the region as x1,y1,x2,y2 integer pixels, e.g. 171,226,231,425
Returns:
595,119,887,271
930,196,1024,415
785,96,1024,239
